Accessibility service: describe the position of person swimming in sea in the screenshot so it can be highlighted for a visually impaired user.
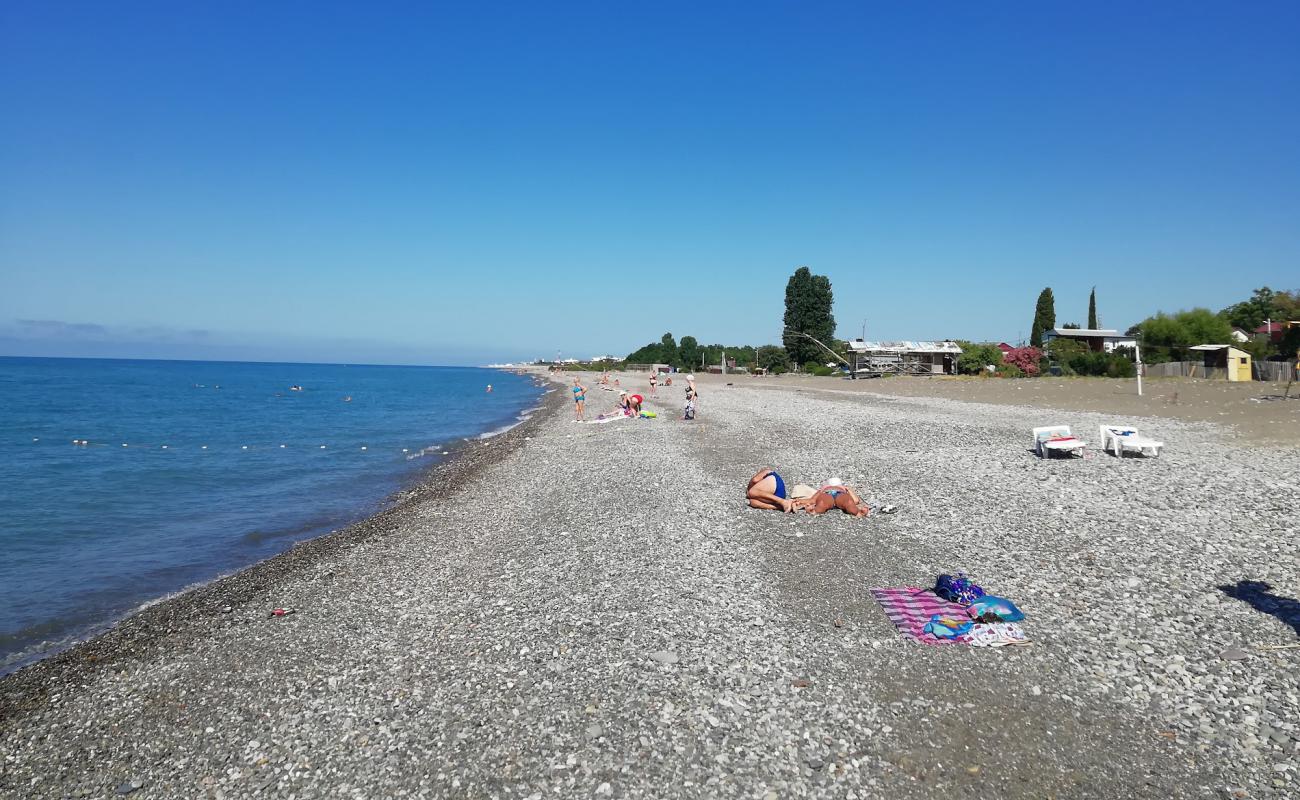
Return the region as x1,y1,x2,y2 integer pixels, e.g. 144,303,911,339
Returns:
572,378,587,421
486,384,493,393
747,468,795,512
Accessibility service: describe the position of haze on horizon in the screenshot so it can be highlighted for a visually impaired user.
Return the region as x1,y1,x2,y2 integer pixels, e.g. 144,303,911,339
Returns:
2,2,1298,366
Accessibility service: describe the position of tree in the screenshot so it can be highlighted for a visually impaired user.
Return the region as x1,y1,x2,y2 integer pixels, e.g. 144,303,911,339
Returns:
1062,322,1081,329
1222,287,1277,332
1088,287,1098,329
1132,308,1232,358
1030,319,1044,348
659,332,678,366
955,342,1004,375
783,266,836,366
677,336,700,370
756,345,791,374
1031,288,1056,347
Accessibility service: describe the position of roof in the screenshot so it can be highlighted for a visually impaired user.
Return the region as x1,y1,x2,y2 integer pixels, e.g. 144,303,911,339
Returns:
1047,328,1121,337
1256,322,1285,333
846,340,963,354
1189,344,1246,353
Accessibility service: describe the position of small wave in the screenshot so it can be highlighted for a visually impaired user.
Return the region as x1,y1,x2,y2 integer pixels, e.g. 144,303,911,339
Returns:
476,419,525,439
404,444,441,460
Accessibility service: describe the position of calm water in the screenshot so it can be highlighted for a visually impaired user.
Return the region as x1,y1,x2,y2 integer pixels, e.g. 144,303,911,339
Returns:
0,357,542,672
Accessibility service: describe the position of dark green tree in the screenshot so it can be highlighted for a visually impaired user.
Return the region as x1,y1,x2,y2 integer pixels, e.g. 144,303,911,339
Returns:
1062,322,1081,329
1222,287,1277,332
782,266,836,366
1088,287,1098,329
756,344,791,374
677,336,700,370
1031,288,1056,343
1030,319,1044,348
658,332,678,366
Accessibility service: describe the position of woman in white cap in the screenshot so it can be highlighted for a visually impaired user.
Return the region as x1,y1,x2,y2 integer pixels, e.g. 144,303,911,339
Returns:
684,374,698,420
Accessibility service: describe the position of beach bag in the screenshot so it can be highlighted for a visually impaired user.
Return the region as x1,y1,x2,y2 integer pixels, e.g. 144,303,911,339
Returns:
967,595,1024,622
934,573,985,606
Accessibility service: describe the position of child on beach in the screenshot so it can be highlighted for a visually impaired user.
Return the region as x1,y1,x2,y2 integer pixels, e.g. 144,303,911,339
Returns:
573,378,587,421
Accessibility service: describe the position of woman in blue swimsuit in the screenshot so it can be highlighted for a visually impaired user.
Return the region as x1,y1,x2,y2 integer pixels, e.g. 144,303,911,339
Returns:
747,467,794,512
572,378,587,421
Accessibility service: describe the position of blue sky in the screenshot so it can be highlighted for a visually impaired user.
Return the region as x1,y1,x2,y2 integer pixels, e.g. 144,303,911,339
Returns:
2,1,1297,364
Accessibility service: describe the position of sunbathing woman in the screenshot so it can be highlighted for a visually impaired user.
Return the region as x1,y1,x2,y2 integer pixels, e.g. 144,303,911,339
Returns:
804,479,895,516
747,467,795,512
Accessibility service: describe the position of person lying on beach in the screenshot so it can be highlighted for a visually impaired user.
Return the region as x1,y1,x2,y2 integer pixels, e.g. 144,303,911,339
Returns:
747,468,796,512
802,479,896,517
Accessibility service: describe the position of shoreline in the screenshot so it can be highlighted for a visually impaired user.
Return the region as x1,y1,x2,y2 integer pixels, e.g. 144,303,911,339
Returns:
2,371,1294,798
0,374,564,706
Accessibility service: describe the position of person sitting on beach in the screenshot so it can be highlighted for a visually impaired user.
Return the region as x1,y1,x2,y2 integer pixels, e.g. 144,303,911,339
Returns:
747,468,795,512
616,390,644,416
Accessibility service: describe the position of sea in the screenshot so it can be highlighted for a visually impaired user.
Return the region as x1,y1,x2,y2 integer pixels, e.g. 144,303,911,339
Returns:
0,357,544,673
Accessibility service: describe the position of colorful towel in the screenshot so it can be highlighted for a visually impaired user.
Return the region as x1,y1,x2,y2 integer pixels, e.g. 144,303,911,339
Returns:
869,587,974,645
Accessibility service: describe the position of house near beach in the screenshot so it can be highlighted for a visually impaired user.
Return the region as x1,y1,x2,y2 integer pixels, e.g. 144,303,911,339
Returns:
845,339,962,376
1041,328,1135,353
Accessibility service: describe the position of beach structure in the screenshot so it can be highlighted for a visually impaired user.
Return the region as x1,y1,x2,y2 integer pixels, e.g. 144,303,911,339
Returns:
1188,344,1252,381
1041,328,1134,353
845,339,962,376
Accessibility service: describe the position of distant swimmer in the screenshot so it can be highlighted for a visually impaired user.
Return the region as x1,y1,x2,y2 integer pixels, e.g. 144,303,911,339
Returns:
343,396,352,402
290,385,303,392
486,384,493,393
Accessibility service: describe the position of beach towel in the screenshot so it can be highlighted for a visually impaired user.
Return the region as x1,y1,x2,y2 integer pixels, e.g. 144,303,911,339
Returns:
869,587,974,645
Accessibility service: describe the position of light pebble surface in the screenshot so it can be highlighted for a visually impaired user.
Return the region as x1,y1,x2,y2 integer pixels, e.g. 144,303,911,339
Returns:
2,373,1297,799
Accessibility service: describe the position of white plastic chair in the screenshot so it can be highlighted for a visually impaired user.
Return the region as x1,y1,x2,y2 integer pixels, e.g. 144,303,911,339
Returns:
1099,425,1163,458
1032,425,1087,458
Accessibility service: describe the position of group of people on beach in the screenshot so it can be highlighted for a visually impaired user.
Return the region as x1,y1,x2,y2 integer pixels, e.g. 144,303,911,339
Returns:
572,372,696,422
746,468,895,517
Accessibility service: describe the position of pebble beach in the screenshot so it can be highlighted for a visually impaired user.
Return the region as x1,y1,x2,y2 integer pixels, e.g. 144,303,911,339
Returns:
2,372,1297,799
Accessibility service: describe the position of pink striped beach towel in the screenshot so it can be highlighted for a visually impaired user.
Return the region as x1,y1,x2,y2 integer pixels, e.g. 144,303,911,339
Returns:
869,586,973,645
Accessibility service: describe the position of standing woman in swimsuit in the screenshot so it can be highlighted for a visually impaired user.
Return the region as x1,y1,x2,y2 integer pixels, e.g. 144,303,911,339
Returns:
648,371,658,397
747,467,795,512
573,378,587,421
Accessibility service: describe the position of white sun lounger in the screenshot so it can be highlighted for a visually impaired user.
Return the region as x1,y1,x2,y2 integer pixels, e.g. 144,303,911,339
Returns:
1099,425,1163,457
1033,425,1087,458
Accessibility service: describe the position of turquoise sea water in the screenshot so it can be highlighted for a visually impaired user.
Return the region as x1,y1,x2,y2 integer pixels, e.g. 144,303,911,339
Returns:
0,357,543,672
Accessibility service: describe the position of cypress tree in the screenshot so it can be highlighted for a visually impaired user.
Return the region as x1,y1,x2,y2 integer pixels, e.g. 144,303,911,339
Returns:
1030,318,1043,348
1087,287,1098,329
1032,287,1056,340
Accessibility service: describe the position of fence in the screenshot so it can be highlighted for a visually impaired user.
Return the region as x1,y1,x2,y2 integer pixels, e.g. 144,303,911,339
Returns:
1142,360,1297,382
1256,360,1298,382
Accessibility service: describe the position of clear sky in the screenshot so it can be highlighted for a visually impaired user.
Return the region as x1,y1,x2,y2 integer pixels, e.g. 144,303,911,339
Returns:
2,1,1297,364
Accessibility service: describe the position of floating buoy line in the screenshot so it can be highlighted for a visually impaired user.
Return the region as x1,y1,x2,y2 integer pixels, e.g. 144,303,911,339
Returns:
38,439,453,459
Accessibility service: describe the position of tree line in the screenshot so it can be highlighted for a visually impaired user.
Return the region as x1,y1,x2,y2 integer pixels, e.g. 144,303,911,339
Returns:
619,266,838,374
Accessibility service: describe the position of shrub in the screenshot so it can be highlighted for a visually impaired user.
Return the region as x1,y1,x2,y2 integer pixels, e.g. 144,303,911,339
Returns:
955,342,1004,375
1002,346,1042,376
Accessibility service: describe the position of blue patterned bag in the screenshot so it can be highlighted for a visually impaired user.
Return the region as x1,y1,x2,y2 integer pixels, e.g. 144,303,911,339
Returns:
935,573,985,606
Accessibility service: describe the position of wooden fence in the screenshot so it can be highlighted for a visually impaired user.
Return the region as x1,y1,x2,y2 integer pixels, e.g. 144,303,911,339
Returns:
1143,360,1297,382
